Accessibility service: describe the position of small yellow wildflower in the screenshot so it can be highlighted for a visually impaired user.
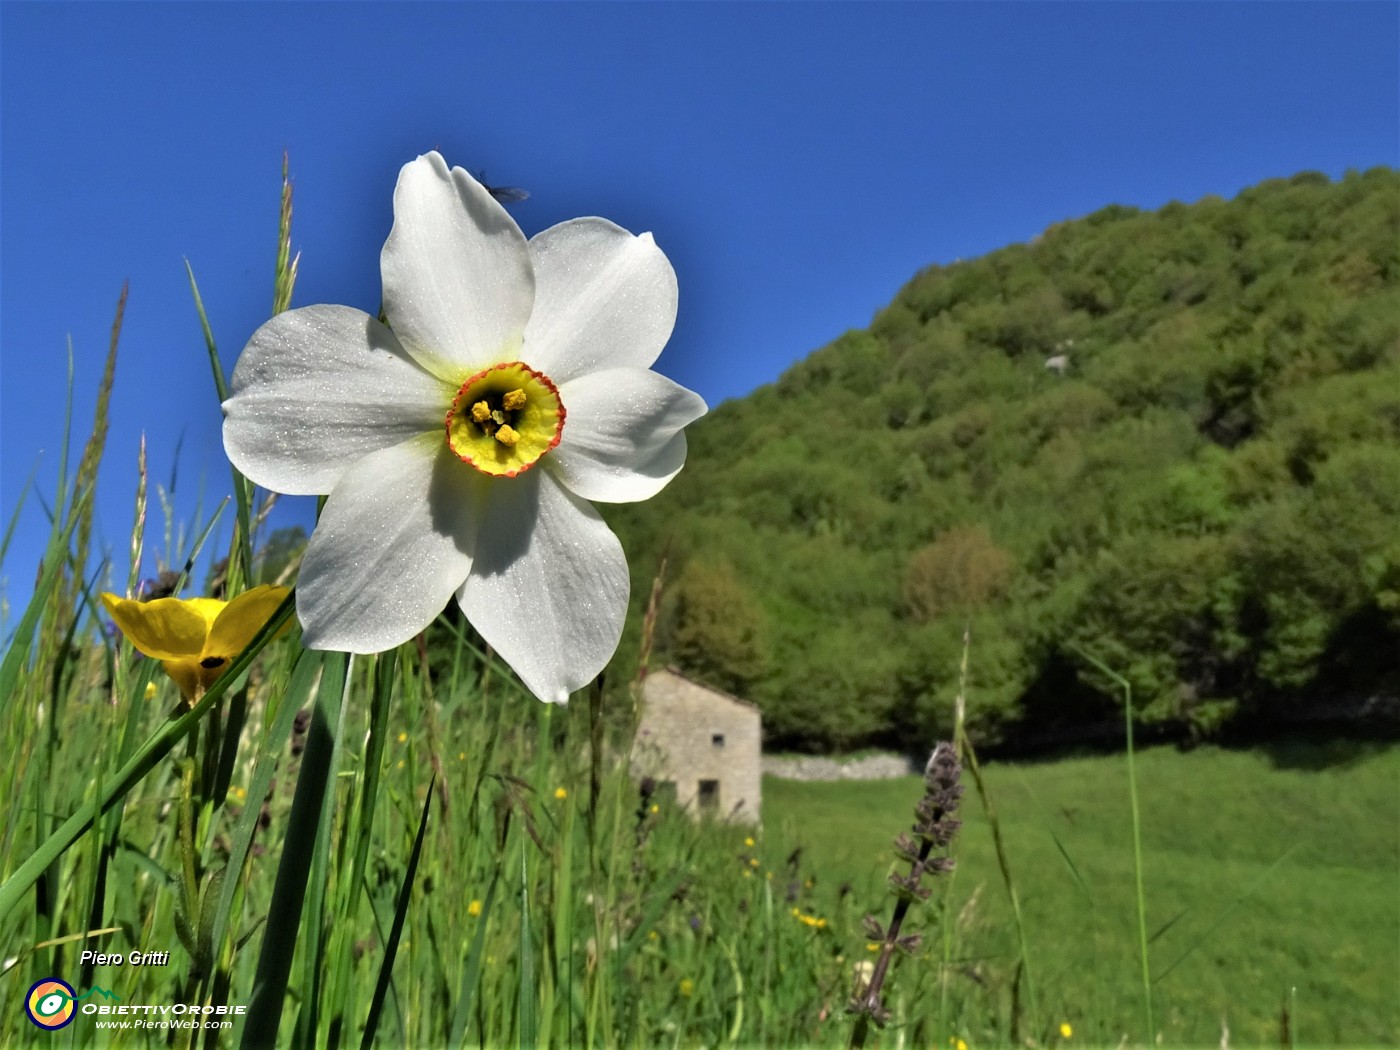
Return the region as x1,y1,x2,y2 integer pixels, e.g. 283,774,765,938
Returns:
649,803,659,814
228,786,247,803
678,978,693,998
1059,1022,1072,1039
791,907,801,917
744,836,755,847
867,942,881,952
397,731,408,743
554,787,568,800
957,1040,968,1050
101,585,289,702
458,751,466,761
748,857,760,868
396,760,405,770
647,930,659,941
467,900,482,917
143,682,158,700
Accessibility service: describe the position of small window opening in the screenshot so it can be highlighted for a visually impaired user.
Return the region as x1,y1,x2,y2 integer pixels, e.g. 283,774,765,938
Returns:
698,779,720,812
711,733,725,749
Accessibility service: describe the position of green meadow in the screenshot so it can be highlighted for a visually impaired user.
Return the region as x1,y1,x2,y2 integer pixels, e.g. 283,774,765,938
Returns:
3,587,1396,1048
765,743,1400,1046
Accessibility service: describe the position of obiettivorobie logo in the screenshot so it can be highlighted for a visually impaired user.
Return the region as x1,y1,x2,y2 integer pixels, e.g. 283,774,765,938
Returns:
24,978,120,1030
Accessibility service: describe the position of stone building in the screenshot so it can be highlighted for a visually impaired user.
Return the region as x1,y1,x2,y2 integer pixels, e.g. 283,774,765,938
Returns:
633,668,762,824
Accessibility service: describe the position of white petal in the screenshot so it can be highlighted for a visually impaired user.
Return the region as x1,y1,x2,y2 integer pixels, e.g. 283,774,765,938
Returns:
552,432,689,504
298,435,483,653
381,152,534,378
459,471,629,703
223,305,449,495
548,368,706,503
521,218,678,384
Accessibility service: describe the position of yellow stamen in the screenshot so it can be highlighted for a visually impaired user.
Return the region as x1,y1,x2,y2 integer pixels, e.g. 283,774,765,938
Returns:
445,361,565,477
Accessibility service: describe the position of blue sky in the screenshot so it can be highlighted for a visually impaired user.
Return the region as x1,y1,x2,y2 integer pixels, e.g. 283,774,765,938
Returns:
2,2,1397,616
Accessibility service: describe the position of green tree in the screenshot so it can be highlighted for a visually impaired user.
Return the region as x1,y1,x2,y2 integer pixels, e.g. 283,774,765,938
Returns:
669,559,768,698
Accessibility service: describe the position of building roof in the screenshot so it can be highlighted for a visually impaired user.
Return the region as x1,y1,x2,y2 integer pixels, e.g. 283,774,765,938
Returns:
642,666,763,716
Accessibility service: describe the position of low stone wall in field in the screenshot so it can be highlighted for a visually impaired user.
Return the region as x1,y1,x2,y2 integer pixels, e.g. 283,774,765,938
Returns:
762,752,918,781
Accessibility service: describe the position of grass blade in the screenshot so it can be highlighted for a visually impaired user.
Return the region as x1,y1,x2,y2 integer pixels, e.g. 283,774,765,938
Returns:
294,648,354,1050
185,259,255,592
1073,644,1154,1043
517,834,536,1050
209,645,325,965
240,649,350,1049
0,493,88,708
1154,845,1300,983
447,859,504,1050
361,773,436,1050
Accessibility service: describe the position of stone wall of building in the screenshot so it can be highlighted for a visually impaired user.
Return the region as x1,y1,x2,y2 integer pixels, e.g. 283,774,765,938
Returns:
634,669,762,824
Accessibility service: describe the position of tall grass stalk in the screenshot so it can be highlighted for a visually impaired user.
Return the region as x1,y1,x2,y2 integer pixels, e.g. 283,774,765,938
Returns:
952,626,1039,1040
1075,645,1155,1043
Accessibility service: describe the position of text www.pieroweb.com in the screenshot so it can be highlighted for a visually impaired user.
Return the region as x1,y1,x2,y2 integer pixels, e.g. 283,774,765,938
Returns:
85,1003,244,1030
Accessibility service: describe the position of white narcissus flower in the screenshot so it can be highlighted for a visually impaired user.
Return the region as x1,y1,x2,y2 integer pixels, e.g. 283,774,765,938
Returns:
222,152,706,704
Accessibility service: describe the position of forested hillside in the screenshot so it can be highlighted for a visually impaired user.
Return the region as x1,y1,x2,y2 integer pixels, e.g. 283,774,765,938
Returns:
605,168,1400,752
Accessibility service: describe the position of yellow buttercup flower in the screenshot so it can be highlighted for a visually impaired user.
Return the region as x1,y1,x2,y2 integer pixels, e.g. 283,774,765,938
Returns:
678,978,693,998
554,787,568,800
1059,1022,1072,1039
467,899,482,917
101,585,289,702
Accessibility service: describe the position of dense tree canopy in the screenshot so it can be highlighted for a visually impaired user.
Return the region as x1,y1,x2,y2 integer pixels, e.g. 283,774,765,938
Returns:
605,168,1400,752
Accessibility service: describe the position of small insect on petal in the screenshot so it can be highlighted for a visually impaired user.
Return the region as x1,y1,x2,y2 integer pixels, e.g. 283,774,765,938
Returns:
476,171,530,204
